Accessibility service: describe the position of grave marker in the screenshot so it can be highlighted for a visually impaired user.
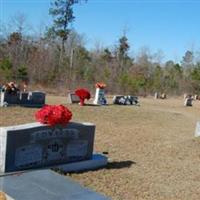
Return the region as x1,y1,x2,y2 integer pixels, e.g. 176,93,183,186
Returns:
0,91,45,107
28,92,45,107
184,97,193,106
67,93,80,104
0,122,95,173
195,121,200,137
0,169,110,200
93,88,107,105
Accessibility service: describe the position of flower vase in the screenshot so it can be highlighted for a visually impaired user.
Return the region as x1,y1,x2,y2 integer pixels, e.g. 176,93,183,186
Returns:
80,99,85,106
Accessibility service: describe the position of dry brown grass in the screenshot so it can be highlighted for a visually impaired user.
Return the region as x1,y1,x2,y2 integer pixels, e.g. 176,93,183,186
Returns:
1,96,200,200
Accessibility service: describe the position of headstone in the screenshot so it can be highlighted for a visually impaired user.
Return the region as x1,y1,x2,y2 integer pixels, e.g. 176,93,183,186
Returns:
0,169,110,200
0,122,95,173
194,94,199,100
184,93,188,99
0,91,4,107
3,92,20,105
0,91,45,107
154,92,159,99
93,88,107,105
19,92,29,105
113,95,139,105
67,93,80,104
28,91,45,107
184,97,193,106
194,121,200,137
160,93,166,99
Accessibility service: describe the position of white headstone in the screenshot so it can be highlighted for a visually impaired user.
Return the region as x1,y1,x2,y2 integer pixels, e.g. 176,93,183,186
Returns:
154,92,159,99
195,121,200,137
93,88,107,105
184,97,193,106
0,91,5,107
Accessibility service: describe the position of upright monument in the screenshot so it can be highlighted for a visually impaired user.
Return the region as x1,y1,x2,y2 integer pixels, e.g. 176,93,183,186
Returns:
93,82,107,105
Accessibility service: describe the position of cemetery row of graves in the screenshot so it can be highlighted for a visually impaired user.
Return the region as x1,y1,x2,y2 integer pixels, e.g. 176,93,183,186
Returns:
0,81,141,199
0,80,200,199
0,82,140,107
1,96,200,199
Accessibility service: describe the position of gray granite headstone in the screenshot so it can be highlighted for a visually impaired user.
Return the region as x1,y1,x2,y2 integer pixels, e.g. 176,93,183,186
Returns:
4,92,20,105
28,91,45,107
19,92,29,105
0,91,45,107
0,122,95,173
67,93,80,104
0,169,110,200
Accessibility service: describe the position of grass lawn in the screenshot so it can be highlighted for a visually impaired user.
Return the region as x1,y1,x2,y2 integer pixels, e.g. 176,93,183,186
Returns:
1,96,200,200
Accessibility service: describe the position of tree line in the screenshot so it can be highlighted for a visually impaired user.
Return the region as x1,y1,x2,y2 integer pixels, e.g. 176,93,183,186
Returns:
1,0,200,95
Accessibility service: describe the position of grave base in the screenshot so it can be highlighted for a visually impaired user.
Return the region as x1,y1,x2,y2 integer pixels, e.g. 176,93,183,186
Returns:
54,153,108,172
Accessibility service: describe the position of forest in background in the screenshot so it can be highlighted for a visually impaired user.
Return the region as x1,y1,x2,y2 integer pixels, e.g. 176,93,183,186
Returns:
1,0,200,96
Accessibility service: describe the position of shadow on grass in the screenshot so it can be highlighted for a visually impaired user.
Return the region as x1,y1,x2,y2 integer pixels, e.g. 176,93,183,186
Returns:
105,160,136,170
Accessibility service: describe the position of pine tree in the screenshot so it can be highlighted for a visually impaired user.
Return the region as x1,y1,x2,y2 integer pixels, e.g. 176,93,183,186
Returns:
49,0,87,53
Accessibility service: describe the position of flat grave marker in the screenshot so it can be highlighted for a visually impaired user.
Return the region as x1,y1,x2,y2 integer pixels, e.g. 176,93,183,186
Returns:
0,169,110,200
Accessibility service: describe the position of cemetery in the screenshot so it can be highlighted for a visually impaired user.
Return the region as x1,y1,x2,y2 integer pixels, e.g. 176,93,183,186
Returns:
1,0,200,199
1,95,200,199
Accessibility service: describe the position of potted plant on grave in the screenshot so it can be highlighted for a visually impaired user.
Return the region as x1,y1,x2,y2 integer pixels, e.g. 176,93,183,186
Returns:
75,88,91,106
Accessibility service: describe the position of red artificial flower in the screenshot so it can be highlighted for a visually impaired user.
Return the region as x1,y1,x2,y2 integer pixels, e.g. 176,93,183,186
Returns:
35,104,72,126
95,82,106,89
75,88,91,106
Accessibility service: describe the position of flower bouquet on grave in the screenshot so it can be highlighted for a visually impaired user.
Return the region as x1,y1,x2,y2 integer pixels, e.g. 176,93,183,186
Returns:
75,88,91,106
35,104,72,126
95,82,106,89
2,82,20,94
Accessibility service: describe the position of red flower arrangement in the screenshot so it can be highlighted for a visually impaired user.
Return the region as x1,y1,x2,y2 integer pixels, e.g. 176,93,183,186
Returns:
95,82,106,89
75,88,91,106
35,105,72,126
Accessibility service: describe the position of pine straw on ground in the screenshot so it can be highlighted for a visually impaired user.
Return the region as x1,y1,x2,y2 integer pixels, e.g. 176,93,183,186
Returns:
1,96,200,200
